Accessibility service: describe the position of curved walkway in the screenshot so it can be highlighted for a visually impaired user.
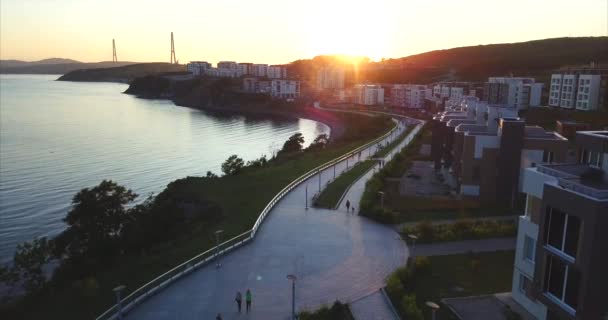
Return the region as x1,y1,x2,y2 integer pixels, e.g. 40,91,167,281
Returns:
127,119,418,319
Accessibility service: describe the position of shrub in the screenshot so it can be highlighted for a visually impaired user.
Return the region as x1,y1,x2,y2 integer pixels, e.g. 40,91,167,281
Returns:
414,256,431,274
415,221,435,241
386,273,404,298
400,294,423,320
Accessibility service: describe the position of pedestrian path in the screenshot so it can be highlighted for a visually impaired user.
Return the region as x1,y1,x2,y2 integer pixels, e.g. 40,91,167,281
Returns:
350,290,399,320
126,119,419,319
396,215,519,230
414,237,516,257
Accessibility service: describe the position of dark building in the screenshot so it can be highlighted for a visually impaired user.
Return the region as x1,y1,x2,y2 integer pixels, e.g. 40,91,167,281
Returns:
513,131,608,320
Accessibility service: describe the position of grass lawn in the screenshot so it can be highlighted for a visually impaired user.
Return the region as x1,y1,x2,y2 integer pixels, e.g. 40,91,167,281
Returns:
387,250,515,320
7,114,396,320
417,251,515,319
314,160,377,209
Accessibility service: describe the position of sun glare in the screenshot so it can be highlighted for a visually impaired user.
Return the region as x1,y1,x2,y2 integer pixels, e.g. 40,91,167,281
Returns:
306,3,390,61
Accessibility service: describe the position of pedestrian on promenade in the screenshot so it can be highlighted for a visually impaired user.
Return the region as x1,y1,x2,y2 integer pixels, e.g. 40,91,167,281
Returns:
345,200,350,212
216,313,222,320
235,291,242,313
246,289,252,313
352,206,355,214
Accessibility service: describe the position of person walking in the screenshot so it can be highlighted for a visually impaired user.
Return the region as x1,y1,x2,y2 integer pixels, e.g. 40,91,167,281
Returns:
216,313,223,320
235,291,242,313
345,200,350,212
246,289,252,313
351,206,356,215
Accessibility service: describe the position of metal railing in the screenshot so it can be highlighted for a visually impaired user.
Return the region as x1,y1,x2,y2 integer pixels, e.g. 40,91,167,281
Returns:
96,116,422,320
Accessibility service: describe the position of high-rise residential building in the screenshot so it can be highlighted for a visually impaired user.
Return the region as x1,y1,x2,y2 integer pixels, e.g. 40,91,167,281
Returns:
267,65,287,79
237,63,253,76
484,77,543,111
548,67,608,111
252,64,269,77
270,79,299,99
353,84,384,105
186,61,212,76
316,67,345,90
391,84,427,109
512,131,608,320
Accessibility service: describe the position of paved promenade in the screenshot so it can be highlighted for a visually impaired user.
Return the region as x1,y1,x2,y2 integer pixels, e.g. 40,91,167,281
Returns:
127,120,418,319
350,290,398,320
414,237,516,257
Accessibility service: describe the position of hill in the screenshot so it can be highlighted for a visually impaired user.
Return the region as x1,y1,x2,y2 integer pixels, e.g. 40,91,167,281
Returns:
0,60,136,75
370,37,608,83
57,63,186,83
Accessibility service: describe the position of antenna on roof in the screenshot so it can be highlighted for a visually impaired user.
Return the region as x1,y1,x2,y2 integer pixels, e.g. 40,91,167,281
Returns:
170,32,177,64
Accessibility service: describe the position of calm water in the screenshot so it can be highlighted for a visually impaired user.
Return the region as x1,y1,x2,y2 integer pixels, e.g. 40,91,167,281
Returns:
0,74,330,263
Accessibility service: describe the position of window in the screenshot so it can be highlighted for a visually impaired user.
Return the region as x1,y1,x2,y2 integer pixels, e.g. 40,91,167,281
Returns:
544,254,579,311
524,236,536,262
544,208,580,259
543,151,554,163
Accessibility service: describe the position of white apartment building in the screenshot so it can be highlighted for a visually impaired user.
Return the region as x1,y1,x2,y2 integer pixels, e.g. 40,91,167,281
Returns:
237,63,253,76
549,72,604,111
267,65,287,79
316,67,345,90
252,64,269,77
391,84,427,108
486,77,543,111
353,84,384,105
186,61,212,76
270,79,299,99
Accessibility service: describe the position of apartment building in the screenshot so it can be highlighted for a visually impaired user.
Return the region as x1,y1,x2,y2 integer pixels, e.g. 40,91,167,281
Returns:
252,64,269,77
267,65,287,79
353,84,384,106
316,66,345,90
513,131,608,320
270,79,300,99
186,61,212,76
484,77,543,111
432,97,568,206
391,84,427,109
548,67,608,111
237,63,253,76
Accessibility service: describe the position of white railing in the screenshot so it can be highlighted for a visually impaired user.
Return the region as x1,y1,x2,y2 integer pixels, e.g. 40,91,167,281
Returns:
96,115,423,320
557,178,608,200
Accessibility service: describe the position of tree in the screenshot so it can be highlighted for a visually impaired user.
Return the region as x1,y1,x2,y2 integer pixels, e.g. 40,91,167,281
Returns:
12,237,54,294
280,133,305,154
54,180,137,262
205,171,218,178
308,134,329,151
221,155,244,176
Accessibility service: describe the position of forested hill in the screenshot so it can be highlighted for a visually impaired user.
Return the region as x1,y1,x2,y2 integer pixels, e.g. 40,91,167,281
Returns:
369,37,608,83
57,63,186,83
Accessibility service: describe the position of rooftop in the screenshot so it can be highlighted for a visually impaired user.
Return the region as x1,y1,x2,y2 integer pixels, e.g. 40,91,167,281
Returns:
524,126,567,141
537,164,608,200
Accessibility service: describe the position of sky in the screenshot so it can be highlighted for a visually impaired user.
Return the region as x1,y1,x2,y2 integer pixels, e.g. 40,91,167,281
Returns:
1,0,607,64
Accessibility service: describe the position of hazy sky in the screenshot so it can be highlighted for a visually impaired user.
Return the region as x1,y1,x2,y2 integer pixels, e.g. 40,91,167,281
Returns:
1,0,606,64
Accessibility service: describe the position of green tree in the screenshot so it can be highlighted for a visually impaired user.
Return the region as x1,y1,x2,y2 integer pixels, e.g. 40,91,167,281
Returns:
12,237,54,294
281,133,305,154
221,155,245,176
307,134,329,151
54,180,137,262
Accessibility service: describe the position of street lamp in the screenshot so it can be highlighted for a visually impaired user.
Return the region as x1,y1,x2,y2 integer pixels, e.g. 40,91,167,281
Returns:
408,234,418,272
318,169,321,192
426,301,440,320
113,285,126,320
378,191,384,209
215,230,224,268
305,184,308,210
287,274,297,320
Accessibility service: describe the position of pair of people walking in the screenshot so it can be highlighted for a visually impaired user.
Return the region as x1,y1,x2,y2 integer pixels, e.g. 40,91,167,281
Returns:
234,289,252,313
345,200,355,214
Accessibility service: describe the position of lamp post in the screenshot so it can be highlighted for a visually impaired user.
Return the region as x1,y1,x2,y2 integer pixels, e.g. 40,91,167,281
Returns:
333,162,336,179
287,274,297,320
113,285,126,320
408,234,418,272
215,230,224,268
378,191,384,209
426,301,440,320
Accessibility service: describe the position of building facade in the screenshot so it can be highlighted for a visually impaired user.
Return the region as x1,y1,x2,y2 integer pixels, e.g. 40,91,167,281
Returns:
186,61,212,76
391,84,427,108
484,77,543,111
513,131,608,320
267,65,287,79
353,84,384,105
549,68,608,111
316,67,345,90
270,79,300,99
